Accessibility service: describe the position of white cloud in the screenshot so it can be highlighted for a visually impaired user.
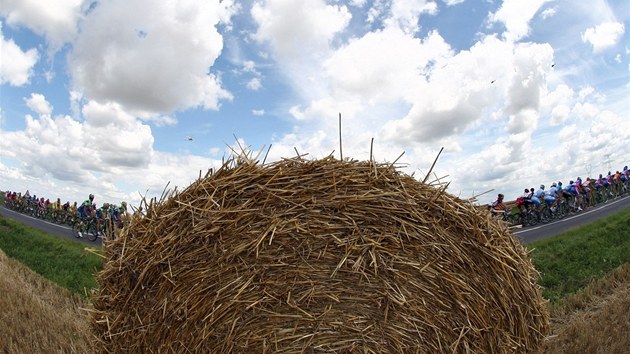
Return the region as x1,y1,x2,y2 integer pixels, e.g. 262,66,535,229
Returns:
572,101,599,121
541,84,574,125
581,21,625,53
443,0,464,6
252,109,265,116
0,96,190,204
384,0,438,34
539,7,556,20
578,86,595,100
144,115,177,127
247,77,262,90
68,0,236,114
349,0,368,7
0,0,84,52
504,42,554,115
0,23,39,86
488,0,552,42
252,0,351,57
251,0,351,92
242,60,257,73
550,105,570,125
381,34,514,143
324,27,448,103
506,109,537,134
614,53,622,63
24,93,53,116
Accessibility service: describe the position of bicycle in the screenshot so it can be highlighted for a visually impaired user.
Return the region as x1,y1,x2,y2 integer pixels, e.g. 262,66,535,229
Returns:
72,216,99,241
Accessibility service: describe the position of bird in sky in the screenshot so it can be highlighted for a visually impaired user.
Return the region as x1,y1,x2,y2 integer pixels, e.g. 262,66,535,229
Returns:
185,136,193,141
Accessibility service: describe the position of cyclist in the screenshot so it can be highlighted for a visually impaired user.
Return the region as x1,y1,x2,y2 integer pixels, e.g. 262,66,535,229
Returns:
565,181,583,212
544,183,559,211
579,177,592,208
118,201,129,227
490,193,507,216
575,178,584,208
78,194,95,218
605,172,614,197
536,185,545,195
530,187,541,209
534,185,545,205
516,188,531,209
613,171,622,196
95,203,111,236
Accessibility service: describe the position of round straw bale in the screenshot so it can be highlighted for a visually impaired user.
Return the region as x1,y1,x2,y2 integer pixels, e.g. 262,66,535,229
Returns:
91,156,549,353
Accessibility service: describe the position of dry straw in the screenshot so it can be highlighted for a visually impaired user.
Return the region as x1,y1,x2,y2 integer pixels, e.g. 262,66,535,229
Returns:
91,153,549,353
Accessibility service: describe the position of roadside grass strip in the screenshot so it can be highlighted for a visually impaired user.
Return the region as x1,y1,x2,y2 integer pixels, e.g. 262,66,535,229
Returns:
526,206,630,303
0,216,102,296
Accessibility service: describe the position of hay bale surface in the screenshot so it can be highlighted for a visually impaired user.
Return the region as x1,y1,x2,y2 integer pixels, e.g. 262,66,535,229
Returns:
92,156,549,353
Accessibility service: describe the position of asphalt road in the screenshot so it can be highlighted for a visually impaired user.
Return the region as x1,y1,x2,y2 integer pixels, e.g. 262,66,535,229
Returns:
2,195,630,246
0,206,102,247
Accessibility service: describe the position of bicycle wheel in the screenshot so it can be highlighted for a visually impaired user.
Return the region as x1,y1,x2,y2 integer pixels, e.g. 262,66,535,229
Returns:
540,207,551,223
510,213,521,227
529,210,540,226
86,221,99,242
72,220,84,238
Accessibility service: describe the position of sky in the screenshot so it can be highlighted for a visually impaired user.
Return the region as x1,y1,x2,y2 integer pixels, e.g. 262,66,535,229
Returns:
1,0,629,208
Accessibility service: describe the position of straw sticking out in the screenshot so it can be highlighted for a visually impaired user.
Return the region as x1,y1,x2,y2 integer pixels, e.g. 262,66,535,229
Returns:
91,154,549,353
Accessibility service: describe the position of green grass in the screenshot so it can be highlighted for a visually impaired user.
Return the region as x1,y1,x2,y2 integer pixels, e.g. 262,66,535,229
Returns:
526,206,630,303
0,216,103,296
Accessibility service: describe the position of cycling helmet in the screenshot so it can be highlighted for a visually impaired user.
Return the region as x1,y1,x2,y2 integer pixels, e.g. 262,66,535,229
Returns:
540,184,545,189
569,180,574,184
121,201,127,207
498,193,504,199
89,194,94,200
551,182,557,187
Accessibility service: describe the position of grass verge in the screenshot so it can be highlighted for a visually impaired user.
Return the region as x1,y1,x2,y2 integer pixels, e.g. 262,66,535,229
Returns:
526,206,630,304
0,215,102,296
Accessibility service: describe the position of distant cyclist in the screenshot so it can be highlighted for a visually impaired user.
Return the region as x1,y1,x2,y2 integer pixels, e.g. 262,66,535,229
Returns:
564,181,583,212
544,183,559,211
530,187,541,209
490,193,507,216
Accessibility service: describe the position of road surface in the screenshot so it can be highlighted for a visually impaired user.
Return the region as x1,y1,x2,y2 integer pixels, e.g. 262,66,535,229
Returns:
2,195,630,245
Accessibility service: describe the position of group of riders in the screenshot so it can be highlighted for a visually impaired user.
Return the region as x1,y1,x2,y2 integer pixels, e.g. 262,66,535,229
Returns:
4,190,130,239
490,167,630,225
